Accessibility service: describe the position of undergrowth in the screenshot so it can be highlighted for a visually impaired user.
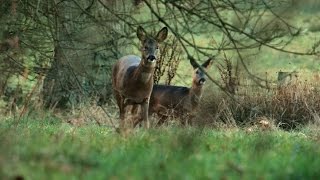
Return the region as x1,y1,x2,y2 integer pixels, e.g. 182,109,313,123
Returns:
196,80,320,130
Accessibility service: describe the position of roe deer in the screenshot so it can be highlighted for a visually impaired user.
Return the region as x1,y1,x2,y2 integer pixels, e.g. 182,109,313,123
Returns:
149,58,213,125
112,26,168,130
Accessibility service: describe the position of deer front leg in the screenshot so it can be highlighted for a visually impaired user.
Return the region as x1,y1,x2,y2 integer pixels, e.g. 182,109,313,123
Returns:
142,99,150,129
117,98,125,133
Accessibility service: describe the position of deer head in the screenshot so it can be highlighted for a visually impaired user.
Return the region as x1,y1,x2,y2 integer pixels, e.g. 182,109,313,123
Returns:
190,58,213,86
137,26,168,68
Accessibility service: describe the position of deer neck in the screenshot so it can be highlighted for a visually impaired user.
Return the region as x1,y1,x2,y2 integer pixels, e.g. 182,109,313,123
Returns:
189,83,204,108
133,58,155,84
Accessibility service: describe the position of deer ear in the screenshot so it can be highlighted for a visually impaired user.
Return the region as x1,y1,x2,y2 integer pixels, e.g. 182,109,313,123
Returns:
202,58,213,69
137,26,146,41
156,27,168,42
189,57,198,69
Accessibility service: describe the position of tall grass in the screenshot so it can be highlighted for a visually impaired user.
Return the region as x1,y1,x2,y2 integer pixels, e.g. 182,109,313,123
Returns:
195,80,320,130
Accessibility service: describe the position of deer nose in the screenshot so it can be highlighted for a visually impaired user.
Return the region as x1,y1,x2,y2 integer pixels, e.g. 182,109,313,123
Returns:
147,55,156,62
199,78,206,85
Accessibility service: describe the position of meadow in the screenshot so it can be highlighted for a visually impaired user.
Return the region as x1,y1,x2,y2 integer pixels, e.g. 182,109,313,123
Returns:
1,116,320,179
1,1,320,179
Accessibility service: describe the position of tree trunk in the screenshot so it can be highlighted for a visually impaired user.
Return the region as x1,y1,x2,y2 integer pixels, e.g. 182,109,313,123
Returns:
42,0,133,108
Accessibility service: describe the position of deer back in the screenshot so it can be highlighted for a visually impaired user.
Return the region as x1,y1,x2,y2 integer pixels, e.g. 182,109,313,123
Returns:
149,85,192,116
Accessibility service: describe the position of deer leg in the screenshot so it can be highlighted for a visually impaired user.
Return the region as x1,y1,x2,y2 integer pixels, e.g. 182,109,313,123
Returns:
119,98,136,130
113,91,126,133
123,104,135,128
117,103,135,135
113,90,124,120
118,102,126,130
141,99,150,129
132,105,143,128
119,99,125,121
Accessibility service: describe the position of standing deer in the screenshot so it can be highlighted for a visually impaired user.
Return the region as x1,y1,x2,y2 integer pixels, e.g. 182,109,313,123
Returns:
149,58,213,125
112,26,168,130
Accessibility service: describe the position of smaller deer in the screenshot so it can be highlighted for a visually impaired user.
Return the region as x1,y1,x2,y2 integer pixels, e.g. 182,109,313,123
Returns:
149,58,213,125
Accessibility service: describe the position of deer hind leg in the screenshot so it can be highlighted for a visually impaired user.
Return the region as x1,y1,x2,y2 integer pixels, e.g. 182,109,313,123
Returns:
113,90,124,120
117,103,136,135
118,102,126,131
119,100,125,121
118,98,136,131
120,104,135,129
113,91,126,133
132,104,143,128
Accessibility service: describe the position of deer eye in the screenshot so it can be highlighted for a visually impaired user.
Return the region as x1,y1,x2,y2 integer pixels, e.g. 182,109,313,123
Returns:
143,46,148,51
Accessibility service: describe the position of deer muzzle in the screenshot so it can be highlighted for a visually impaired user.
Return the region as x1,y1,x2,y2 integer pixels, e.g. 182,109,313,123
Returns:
147,55,156,62
199,78,206,85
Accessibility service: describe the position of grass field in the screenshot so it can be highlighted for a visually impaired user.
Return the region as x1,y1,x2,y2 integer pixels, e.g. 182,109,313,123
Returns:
1,2,320,180
1,117,319,179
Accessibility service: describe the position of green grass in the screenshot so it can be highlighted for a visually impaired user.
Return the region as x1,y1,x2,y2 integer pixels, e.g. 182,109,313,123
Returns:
1,117,320,179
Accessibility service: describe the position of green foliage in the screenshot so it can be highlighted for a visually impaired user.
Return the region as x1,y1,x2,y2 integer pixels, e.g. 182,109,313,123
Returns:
1,118,319,179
